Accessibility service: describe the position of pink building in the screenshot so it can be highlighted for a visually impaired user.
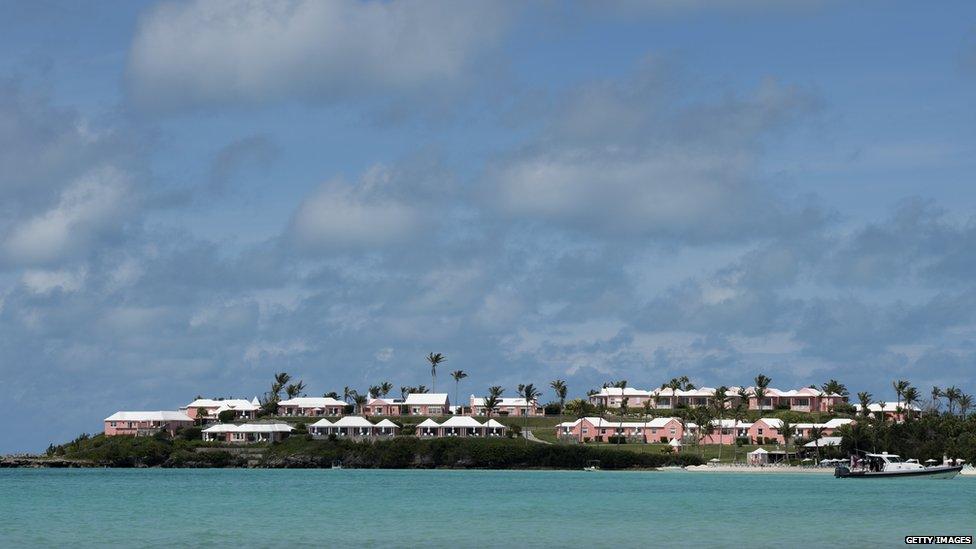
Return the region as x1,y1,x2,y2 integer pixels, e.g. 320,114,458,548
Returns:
468,395,544,417
556,417,684,443
276,397,347,417
104,411,194,437
364,398,402,416
853,402,920,422
747,418,785,444
589,385,847,413
587,388,655,409
745,387,846,412
181,398,260,422
402,393,450,416
201,422,293,443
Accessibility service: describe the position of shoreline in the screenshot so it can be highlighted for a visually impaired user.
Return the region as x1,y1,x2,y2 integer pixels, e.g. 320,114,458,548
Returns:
683,464,834,474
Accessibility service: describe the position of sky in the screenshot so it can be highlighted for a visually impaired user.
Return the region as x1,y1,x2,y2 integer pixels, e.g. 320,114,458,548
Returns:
1,0,975,453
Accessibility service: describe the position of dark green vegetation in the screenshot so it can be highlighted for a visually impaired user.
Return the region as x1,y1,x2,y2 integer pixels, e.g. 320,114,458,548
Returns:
838,411,976,463
40,431,703,469
262,437,702,469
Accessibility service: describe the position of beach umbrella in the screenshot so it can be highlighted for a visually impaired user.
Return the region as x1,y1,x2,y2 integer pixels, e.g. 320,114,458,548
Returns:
709,458,720,463
925,459,938,463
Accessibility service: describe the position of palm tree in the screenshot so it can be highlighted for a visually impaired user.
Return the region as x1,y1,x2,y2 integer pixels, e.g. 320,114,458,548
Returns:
892,379,910,414
931,386,943,412
959,394,973,418
368,385,382,399
285,381,306,399
730,400,746,463
550,379,568,414
342,386,353,404
400,386,410,401
662,377,683,410
352,392,368,415
944,386,962,415
426,352,446,392
565,399,589,444
484,386,504,435
517,383,541,444
617,396,630,445
857,391,873,418
692,406,714,458
902,386,920,419
415,385,429,394
753,374,771,411
809,425,825,464
450,370,468,414
820,379,849,398
712,386,729,462
378,382,393,397
778,416,793,464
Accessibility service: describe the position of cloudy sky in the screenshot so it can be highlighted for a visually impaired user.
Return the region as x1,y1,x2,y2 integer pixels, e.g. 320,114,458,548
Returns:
2,1,975,452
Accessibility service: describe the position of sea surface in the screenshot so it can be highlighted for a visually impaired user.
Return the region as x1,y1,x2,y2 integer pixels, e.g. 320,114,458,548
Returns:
1,468,973,548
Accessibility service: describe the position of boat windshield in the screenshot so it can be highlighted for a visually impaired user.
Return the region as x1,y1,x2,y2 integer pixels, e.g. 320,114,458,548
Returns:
884,456,902,463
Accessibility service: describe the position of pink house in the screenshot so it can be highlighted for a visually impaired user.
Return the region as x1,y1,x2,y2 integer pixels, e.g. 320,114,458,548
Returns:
746,387,846,412
201,422,293,443
747,418,785,444
403,393,450,416
416,417,507,438
556,417,685,443
104,411,194,437
468,395,544,417
587,388,655,409
853,402,920,422
276,397,347,417
181,398,260,422
364,398,402,416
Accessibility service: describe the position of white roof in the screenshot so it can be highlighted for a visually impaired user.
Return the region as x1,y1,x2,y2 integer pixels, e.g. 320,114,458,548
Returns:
308,419,334,427
804,437,842,447
439,416,485,428
417,418,441,428
668,438,682,446
748,448,769,454
854,402,921,412
592,387,654,397
469,396,537,407
105,411,193,422
822,418,854,429
403,393,449,405
374,419,399,428
278,397,347,408
485,419,506,428
331,416,376,428
184,398,259,411
202,423,293,433
367,398,401,405
756,418,783,428
563,417,680,429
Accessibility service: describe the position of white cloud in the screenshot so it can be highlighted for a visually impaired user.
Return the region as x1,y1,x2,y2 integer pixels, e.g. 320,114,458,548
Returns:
2,167,134,266
21,268,87,295
127,0,510,109
289,167,423,251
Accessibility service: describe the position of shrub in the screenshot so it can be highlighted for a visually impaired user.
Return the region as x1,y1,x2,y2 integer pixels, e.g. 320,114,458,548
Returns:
218,410,236,423
178,426,203,441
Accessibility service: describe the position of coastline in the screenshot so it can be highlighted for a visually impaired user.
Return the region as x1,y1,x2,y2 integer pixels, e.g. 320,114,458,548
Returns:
683,464,834,474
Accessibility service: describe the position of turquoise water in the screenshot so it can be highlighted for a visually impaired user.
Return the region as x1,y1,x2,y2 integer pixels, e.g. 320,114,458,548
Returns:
1,469,973,548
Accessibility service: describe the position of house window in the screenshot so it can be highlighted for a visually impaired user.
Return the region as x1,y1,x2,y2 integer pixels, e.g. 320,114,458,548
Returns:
600,429,607,435
651,428,657,434
110,422,116,427
413,407,420,414
758,428,764,435
582,428,589,434
669,428,676,435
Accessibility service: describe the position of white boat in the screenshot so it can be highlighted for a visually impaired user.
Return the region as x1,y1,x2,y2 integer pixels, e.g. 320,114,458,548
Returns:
583,460,600,472
835,453,962,479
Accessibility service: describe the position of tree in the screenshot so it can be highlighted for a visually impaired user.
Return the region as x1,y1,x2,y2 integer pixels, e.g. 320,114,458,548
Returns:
857,392,873,418
730,400,747,463
426,352,446,392
450,370,468,415
517,383,541,444
959,394,973,418
753,374,771,411
618,396,630,445
821,379,849,398
565,399,590,444
778,416,794,464
285,381,306,399
342,386,353,404
691,406,714,458
378,382,393,397
931,386,943,412
351,392,368,416
892,379,910,415
902,386,920,419
944,386,962,416
483,386,504,436
809,425,825,464
712,386,729,462
662,377,684,410
550,380,568,414
323,391,339,399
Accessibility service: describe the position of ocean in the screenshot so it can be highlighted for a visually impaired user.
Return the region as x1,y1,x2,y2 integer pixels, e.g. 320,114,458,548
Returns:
1,468,972,547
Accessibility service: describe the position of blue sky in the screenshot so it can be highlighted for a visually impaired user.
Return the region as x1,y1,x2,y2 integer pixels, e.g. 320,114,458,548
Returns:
1,0,975,452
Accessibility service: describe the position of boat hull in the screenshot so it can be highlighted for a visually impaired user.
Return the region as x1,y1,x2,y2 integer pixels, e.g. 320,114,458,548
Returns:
834,465,962,479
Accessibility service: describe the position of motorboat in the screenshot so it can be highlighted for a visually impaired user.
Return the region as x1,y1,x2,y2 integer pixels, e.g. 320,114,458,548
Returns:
834,453,961,479
583,460,601,472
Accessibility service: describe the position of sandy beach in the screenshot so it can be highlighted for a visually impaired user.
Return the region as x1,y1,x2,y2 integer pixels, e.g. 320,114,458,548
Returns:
683,465,835,474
